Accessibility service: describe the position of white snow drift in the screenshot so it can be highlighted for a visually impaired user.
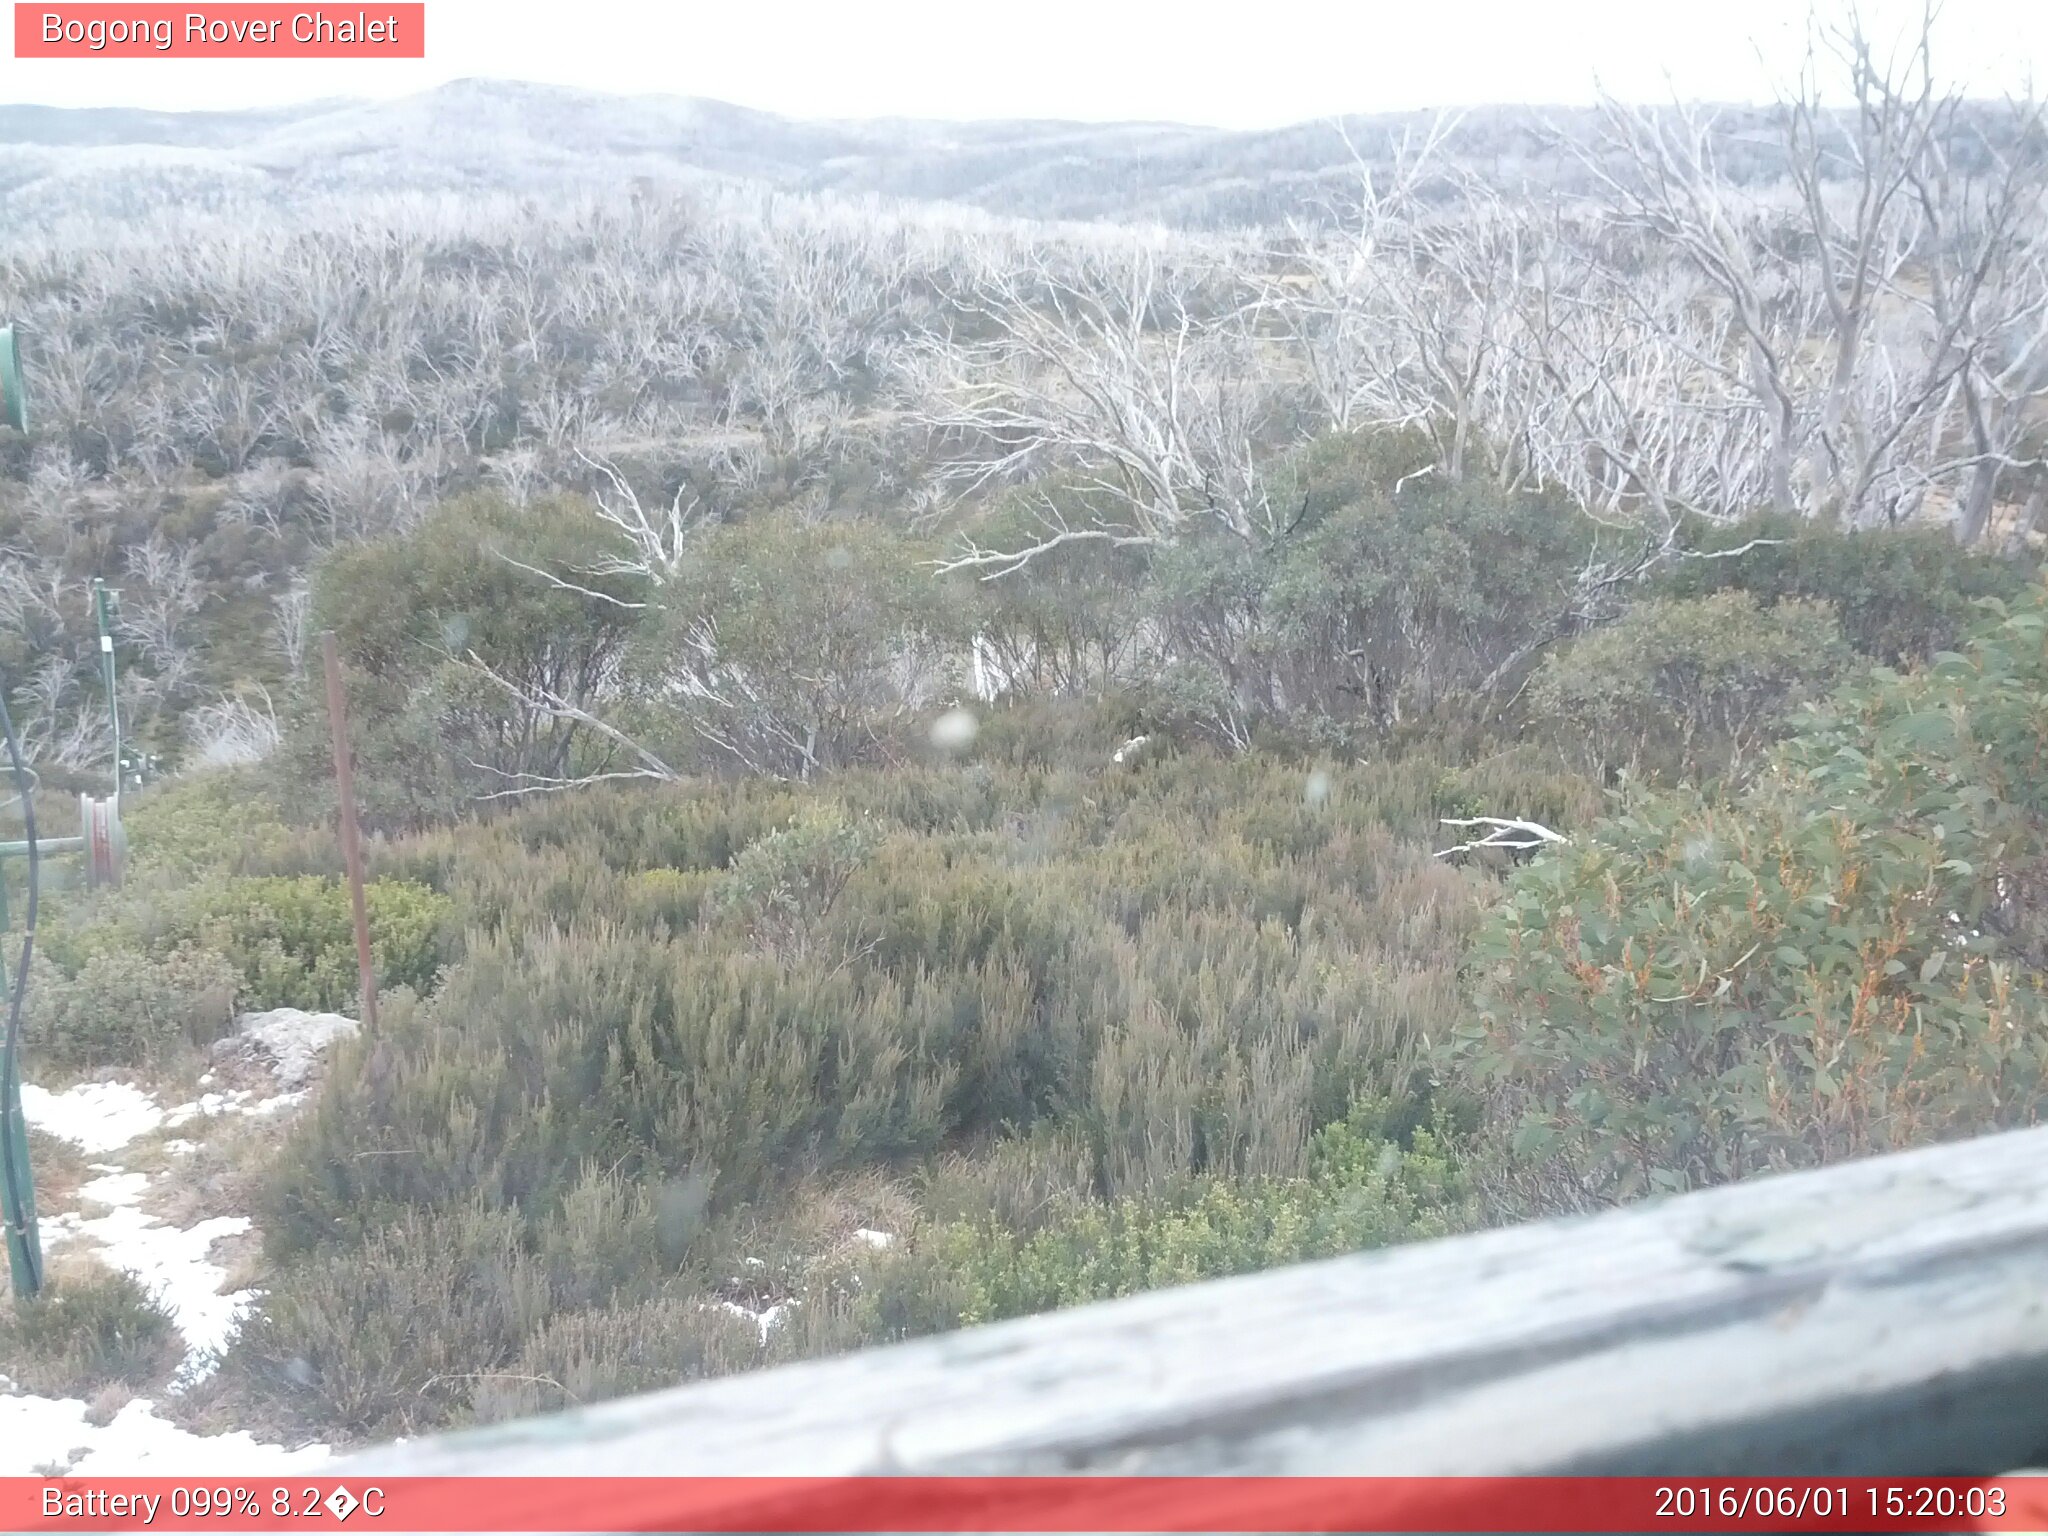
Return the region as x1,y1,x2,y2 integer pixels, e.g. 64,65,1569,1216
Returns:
6,1007,357,1473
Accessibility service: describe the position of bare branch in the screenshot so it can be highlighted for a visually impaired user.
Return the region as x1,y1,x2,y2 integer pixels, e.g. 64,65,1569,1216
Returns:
1435,816,1569,859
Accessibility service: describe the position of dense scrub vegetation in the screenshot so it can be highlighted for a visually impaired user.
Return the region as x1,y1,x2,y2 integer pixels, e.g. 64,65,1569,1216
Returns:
5,11,2045,1451
16,460,2033,1443
168,739,1512,1438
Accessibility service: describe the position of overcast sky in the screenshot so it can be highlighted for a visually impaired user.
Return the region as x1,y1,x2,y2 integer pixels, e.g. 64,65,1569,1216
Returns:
3,0,2042,125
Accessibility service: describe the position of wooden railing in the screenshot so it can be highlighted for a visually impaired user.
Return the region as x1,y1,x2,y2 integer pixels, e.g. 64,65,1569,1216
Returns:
343,1124,2048,1480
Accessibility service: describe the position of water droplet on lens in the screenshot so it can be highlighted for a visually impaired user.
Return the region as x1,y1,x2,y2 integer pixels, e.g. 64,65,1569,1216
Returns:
931,708,977,749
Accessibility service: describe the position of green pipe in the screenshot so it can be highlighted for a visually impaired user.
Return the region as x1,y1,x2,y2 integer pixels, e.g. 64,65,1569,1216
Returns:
0,324,43,1298
0,933,36,1302
0,951,37,1300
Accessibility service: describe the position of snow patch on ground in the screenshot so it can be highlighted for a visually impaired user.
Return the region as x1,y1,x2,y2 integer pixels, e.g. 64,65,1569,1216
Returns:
20,1081,166,1152
24,1079,305,1153
0,1393,327,1476
711,1298,795,1344
165,1087,305,1128
5,1007,358,1473
42,1170,256,1387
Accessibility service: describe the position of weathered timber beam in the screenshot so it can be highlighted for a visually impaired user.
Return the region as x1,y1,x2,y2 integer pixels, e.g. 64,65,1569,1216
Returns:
343,1125,2048,1479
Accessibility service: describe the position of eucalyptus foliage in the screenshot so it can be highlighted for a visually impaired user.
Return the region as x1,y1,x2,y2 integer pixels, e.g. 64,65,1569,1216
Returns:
1456,582,2048,1212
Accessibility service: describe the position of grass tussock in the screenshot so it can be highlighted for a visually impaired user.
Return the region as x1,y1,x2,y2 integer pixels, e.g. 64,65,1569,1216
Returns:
0,1268,182,1401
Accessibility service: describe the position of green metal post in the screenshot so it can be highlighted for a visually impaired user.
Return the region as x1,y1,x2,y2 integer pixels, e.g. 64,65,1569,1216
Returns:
93,580,120,805
0,945,38,1299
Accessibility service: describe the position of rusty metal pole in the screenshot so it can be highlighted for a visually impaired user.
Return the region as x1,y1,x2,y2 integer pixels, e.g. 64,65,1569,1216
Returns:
321,631,378,1031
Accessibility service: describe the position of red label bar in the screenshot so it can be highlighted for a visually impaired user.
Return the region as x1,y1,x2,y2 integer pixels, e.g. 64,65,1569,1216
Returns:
5,1476,2046,1532
15,4,424,57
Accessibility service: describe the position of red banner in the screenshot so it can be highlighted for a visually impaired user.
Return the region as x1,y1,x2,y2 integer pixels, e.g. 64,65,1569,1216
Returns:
15,5,425,58
5,1476,2047,1532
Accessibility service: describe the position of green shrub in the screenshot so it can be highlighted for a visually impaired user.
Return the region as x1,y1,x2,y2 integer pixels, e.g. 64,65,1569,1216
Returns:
475,1296,762,1425
212,1203,552,1440
1653,515,2033,664
618,867,719,935
23,944,241,1076
1032,430,1609,747
0,1268,182,1397
967,484,1157,696
637,517,973,778
1452,580,2048,1214
183,876,452,1010
1532,592,1851,782
1136,657,1255,753
258,926,966,1250
49,875,454,1014
961,696,1147,774
701,809,882,958
120,770,297,880
213,1194,770,1440
290,492,649,832
1259,440,1600,724
529,1164,699,1313
854,1104,1474,1336
910,1128,1099,1234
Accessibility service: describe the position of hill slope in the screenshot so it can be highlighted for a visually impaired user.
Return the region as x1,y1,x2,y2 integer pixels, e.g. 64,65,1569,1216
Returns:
0,80,1556,227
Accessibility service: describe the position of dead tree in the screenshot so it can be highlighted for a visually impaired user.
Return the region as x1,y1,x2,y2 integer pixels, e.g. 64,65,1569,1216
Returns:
913,247,1278,577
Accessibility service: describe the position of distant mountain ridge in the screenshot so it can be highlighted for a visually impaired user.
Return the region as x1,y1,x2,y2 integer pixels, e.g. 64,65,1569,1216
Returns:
0,79,1542,228
0,99,335,147
7,79,1982,231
